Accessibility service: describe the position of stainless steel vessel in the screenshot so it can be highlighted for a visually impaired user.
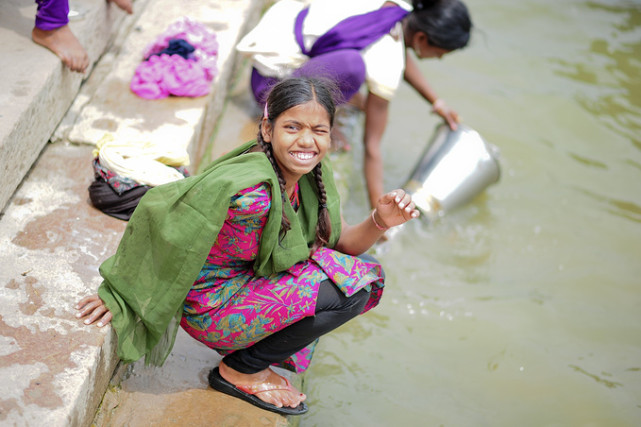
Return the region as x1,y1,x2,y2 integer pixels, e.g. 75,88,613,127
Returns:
403,124,501,221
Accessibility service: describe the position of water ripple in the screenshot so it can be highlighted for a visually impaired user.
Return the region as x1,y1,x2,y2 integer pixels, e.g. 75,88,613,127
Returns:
568,364,623,389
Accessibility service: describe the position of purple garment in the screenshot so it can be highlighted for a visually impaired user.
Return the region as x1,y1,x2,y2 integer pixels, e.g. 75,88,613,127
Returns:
251,5,409,104
294,6,410,57
131,54,211,99
251,49,365,105
35,0,68,31
142,17,218,80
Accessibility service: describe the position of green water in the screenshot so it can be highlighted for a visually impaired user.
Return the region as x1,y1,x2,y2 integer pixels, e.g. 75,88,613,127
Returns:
301,0,641,425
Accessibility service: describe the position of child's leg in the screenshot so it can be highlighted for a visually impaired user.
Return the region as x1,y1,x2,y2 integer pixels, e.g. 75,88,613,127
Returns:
32,0,133,73
34,0,68,30
219,280,370,408
224,281,370,373
32,0,89,72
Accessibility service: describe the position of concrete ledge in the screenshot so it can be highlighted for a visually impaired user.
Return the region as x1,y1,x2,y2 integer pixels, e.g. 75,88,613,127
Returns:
0,142,124,426
0,0,264,424
64,0,264,173
0,0,148,214
92,328,289,426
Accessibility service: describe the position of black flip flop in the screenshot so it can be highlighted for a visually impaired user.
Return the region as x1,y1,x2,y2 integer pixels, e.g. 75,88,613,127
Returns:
208,367,308,416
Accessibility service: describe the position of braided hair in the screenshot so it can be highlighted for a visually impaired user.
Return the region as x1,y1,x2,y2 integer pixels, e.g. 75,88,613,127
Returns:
407,0,472,51
257,77,337,252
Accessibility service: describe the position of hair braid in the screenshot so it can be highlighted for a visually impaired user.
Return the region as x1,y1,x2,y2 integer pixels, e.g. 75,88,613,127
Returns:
257,127,291,240
311,163,332,253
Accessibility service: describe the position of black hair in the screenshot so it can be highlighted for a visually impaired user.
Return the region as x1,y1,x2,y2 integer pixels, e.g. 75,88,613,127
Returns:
408,0,472,50
257,77,337,252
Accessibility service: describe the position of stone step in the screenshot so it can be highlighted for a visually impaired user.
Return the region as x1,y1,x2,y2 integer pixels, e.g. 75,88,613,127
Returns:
0,0,264,424
62,0,264,173
0,0,148,214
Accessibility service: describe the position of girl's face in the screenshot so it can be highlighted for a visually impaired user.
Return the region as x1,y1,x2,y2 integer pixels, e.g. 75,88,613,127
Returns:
261,100,331,188
415,43,451,59
412,32,452,59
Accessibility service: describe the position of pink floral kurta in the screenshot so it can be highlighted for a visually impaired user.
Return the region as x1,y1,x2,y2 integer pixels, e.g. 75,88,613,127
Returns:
180,183,384,372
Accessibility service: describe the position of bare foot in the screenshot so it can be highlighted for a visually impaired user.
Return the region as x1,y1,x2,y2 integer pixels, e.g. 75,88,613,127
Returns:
108,0,133,14
218,361,306,409
32,25,89,73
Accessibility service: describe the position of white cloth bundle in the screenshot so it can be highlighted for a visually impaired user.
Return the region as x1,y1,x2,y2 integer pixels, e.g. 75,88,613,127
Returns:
93,134,189,187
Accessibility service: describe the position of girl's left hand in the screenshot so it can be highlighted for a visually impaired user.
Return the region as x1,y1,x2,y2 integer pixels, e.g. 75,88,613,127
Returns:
75,294,112,327
374,189,420,229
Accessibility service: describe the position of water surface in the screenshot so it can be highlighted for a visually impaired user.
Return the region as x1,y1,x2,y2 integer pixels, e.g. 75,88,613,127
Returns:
299,0,641,425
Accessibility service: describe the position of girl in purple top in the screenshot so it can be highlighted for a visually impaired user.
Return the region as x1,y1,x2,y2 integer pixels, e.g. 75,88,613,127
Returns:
241,0,473,209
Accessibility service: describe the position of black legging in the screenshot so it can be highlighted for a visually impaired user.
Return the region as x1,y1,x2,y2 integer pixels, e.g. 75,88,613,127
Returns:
223,279,371,374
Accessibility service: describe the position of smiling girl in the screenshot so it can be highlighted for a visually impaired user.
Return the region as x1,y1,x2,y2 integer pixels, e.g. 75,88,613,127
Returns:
76,77,419,415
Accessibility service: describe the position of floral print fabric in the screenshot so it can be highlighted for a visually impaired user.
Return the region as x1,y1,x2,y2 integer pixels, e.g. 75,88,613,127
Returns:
92,157,189,194
180,183,384,373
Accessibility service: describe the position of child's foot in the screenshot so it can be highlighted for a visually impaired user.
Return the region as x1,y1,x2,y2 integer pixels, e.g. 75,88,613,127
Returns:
218,361,306,409
108,0,134,14
32,25,89,73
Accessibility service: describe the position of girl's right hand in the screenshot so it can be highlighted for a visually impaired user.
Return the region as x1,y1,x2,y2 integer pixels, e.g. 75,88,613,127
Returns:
375,189,419,229
432,99,460,130
75,294,112,327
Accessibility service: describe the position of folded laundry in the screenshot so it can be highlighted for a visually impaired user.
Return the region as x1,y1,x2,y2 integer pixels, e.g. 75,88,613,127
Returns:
92,157,190,195
143,16,218,75
93,157,142,195
88,178,150,221
131,17,219,99
131,54,212,99
93,133,190,187
89,155,189,220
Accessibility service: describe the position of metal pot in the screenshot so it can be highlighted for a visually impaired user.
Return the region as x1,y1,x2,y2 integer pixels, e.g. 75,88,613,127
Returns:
403,124,501,220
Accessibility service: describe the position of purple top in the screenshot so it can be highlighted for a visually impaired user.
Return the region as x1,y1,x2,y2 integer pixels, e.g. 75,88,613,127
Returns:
294,5,410,57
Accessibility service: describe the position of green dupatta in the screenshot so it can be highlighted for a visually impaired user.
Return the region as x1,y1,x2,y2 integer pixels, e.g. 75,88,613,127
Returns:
98,141,342,365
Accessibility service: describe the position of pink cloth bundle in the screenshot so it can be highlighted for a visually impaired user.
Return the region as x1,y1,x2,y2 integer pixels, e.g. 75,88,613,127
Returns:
131,17,219,99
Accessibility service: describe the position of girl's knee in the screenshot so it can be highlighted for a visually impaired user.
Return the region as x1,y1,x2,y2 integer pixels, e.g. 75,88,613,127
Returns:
352,287,371,313
316,280,370,315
